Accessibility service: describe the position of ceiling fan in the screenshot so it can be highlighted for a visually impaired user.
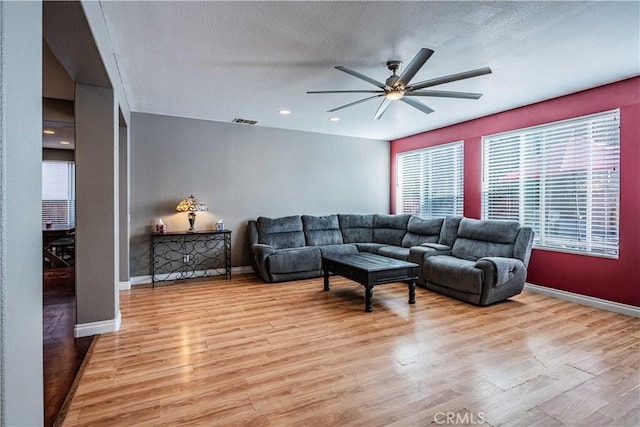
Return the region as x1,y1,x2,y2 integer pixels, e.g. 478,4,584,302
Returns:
307,48,492,120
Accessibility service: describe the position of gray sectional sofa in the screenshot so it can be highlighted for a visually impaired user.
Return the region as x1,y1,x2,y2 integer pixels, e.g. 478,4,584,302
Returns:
247,214,534,306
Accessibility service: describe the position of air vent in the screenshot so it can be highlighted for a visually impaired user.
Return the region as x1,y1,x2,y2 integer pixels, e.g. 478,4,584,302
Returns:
232,118,258,125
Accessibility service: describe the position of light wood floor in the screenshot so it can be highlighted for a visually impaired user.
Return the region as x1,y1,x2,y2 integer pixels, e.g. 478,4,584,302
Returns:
64,274,639,426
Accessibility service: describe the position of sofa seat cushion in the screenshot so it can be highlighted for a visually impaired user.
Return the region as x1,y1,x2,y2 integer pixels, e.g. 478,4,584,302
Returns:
423,255,483,295
257,215,305,249
267,247,321,273
318,244,359,258
302,214,344,246
377,246,410,261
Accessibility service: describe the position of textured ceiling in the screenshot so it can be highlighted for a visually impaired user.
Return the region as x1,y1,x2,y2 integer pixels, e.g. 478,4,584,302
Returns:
98,1,639,141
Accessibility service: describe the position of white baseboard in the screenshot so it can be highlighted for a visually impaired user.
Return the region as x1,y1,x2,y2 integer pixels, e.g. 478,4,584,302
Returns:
74,310,121,337
232,265,254,275
119,280,131,291
130,266,255,286
524,283,639,318
130,275,152,286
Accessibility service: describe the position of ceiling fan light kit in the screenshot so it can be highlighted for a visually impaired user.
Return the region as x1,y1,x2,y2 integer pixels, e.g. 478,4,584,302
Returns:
307,48,492,120
385,90,404,101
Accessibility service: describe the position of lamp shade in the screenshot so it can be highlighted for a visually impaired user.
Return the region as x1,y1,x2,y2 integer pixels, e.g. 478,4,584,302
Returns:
176,195,208,213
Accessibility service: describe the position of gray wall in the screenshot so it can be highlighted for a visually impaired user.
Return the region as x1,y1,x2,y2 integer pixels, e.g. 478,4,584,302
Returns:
75,84,119,327
0,1,44,425
130,113,390,277
119,126,130,284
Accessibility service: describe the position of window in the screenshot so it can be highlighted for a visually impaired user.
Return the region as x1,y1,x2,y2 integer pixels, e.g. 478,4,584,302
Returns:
42,161,75,226
482,110,620,257
397,141,464,218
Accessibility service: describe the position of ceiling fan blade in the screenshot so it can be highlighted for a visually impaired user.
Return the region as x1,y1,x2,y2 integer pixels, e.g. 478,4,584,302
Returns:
401,97,435,115
408,67,492,91
307,90,384,94
335,66,388,90
396,48,434,88
408,90,483,99
373,98,392,120
327,94,384,113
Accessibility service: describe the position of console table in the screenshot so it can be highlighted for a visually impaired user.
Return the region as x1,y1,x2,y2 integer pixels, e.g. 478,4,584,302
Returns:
150,230,231,285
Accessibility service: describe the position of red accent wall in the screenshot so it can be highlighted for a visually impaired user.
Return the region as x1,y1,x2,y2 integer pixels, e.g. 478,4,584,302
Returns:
390,77,640,307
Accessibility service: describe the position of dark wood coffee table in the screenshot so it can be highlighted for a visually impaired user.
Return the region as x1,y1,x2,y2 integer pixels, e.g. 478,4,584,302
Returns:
322,253,418,312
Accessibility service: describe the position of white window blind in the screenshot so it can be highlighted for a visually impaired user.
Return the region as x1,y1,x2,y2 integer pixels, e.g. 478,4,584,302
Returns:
42,161,75,226
482,109,620,257
397,141,464,218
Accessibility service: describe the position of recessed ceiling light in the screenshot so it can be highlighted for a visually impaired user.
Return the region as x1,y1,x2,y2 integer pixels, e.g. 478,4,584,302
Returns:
279,109,291,115
59,141,70,145
43,130,55,135
330,117,340,122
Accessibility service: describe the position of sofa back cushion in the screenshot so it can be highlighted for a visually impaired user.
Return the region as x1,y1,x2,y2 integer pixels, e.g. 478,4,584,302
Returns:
439,216,463,247
451,218,521,261
373,214,410,246
513,227,535,266
401,217,443,247
302,214,343,246
338,214,374,243
256,215,305,249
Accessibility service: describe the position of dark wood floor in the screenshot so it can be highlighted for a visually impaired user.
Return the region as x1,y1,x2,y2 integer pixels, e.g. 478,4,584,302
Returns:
43,266,93,427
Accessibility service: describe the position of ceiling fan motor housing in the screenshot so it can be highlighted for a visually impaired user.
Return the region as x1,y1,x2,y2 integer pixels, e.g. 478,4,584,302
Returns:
386,60,403,88
386,60,402,72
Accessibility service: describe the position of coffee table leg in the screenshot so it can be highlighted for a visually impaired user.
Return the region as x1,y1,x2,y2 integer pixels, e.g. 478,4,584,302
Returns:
323,267,330,291
408,281,416,304
365,285,373,312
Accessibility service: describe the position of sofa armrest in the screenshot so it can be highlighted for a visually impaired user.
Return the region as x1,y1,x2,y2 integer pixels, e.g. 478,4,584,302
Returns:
421,243,451,252
409,245,450,261
252,243,275,260
475,257,525,287
418,243,452,259
409,245,431,264
409,244,452,281
251,244,276,281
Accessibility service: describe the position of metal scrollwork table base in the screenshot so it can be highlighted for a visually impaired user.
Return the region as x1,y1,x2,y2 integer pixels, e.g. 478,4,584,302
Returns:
150,230,231,286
